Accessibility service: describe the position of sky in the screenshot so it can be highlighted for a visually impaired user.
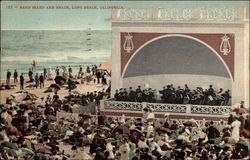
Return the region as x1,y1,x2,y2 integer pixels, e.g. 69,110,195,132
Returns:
1,1,249,30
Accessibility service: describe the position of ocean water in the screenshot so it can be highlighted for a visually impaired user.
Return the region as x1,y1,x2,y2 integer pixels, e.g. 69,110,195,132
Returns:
0,30,111,79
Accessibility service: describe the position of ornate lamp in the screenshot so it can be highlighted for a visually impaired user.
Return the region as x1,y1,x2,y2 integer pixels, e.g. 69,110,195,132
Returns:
220,34,231,55
123,32,134,53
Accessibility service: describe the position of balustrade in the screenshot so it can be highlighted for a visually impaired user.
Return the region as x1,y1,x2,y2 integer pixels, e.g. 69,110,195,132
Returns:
102,99,231,115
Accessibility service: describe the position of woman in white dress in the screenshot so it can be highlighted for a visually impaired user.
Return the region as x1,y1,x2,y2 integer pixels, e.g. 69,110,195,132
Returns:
231,117,241,142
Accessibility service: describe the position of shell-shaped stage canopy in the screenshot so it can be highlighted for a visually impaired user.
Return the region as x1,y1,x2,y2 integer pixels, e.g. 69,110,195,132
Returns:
123,36,230,79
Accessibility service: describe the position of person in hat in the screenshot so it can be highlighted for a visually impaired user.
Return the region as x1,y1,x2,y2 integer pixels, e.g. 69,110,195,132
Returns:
94,147,106,160
231,117,241,142
19,73,24,90
6,69,11,85
13,69,18,83
106,142,115,159
206,121,220,139
118,139,130,160
39,73,44,88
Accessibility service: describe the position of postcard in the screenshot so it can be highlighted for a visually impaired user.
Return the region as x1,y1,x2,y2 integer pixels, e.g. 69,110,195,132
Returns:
0,1,249,160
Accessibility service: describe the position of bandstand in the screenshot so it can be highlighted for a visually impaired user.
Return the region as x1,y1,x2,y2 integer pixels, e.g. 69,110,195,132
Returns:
100,7,249,121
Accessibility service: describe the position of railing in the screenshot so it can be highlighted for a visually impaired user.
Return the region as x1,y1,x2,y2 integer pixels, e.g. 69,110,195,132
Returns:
104,100,143,111
101,99,232,115
111,7,246,21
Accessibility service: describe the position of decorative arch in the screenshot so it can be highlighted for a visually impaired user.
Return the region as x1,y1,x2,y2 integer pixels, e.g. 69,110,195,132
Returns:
121,34,233,80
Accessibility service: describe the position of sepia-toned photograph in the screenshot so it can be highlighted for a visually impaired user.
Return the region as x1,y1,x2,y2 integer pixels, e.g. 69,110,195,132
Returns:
0,1,249,159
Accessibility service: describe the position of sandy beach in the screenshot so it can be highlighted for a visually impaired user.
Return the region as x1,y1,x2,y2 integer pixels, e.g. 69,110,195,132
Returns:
0,77,108,104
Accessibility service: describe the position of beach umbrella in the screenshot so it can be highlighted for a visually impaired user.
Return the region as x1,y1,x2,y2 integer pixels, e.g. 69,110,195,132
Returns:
183,121,198,127
19,104,35,110
54,76,66,85
98,125,111,131
113,125,130,135
2,142,18,150
159,127,172,134
233,108,245,114
37,148,53,155
240,129,250,138
21,148,35,155
24,135,38,140
49,84,61,90
79,112,93,118
130,128,143,136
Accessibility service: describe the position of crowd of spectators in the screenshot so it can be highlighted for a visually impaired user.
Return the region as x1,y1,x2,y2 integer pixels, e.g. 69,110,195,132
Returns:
114,84,231,106
1,99,249,159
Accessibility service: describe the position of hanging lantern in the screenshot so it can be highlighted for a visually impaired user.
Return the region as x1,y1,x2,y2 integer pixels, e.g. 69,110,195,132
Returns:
220,34,231,55
123,32,134,53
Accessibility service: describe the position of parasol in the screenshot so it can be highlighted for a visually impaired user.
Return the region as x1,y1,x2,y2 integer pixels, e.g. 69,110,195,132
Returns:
49,84,61,90
98,125,111,131
159,127,172,134
21,148,35,155
233,108,245,114
79,112,93,118
183,121,198,127
130,128,143,136
37,148,53,155
19,104,35,110
54,76,66,86
2,142,18,150
24,135,38,140
113,125,130,135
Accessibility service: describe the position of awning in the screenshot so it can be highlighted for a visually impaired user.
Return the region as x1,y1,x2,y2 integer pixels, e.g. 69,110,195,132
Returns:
98,61,111,70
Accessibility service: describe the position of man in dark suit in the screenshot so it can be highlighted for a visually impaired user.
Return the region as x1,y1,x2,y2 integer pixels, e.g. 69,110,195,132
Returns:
123,88,128,101
128,87,136,102
20,73,24,90
118,88,124,101
136,86,143,102
147,88,155,103
28,68,33,82
206,121,220,139
13,69,18,83
6,69,11,85
96,71,101,84
208,85,215,96
39,73,44,88
175,86,183,104
159,86,166,103
114,89,119,101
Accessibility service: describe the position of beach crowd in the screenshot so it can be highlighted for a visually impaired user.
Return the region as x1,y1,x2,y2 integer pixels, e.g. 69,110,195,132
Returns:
2,65,109,91
0,93,249,159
